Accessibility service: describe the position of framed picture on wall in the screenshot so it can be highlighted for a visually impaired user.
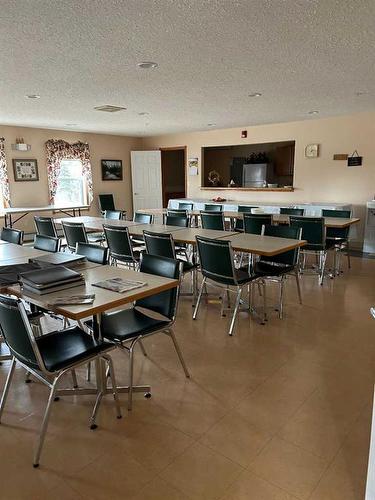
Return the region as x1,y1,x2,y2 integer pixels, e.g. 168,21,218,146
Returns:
12,159,39,181
101,159,123,181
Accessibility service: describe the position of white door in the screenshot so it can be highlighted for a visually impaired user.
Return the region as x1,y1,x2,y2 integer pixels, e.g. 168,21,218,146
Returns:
131,151,162,211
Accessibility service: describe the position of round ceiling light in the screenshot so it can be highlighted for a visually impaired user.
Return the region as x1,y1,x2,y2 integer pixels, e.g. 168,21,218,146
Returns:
138,112,149,116
137,62,158,69
308,110,319,115
25,94,40,99
248,92,262,97
207,123,216,127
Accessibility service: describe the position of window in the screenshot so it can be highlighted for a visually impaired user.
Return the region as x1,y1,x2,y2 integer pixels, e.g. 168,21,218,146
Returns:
54,160,87,205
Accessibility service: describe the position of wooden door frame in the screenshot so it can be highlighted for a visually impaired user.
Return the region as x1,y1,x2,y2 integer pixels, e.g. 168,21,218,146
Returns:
159,146,187,207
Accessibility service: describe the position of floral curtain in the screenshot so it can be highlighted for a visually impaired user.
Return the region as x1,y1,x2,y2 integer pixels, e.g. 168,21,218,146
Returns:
0,138,11,208
45,139,93,205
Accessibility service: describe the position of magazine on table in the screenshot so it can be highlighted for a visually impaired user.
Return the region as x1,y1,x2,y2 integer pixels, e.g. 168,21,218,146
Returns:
47,294,96,306
92,277,147,293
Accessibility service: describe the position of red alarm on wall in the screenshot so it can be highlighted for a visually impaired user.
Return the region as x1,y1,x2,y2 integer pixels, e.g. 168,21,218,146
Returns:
241,130,247,138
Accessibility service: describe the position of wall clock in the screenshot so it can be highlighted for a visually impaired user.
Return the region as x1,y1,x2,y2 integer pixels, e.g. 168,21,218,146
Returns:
305,144,319,158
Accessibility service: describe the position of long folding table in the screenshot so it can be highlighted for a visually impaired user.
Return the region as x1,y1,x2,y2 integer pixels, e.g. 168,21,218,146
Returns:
1,203,90,228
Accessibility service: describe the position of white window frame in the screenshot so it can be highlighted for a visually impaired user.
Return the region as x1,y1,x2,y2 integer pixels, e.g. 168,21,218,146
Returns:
54,159,88,206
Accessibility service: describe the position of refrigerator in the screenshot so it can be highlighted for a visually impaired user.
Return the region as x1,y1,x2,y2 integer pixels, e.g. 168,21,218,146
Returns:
242,163,269,188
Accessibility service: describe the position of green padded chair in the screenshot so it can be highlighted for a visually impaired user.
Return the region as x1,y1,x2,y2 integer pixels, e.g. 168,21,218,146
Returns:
103,225,139,269
132,212,154,247
33,234,60,253
243,214,272,235
252,225,303,320
204,204,223,212
98,254,190,410
34,216,59,238
178,202,194,210
193,236,258,334
280,207,305,216
322,209,352,271
234,206,258,231
1,227,24,245
290,216,333,285
76,242,108,265
98,194,115,214
104,210,123,220
0,294,121,467
200,211,225,231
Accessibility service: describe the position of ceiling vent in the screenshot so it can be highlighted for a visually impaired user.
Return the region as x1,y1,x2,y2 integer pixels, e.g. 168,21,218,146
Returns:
94,105,126,113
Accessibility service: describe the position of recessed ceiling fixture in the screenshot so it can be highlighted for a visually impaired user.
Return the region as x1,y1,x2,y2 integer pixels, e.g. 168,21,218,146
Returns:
248,92,262,97
207,123,216,127
355,91,366,96
137,61,158,69
65,123,77,127
25,94,40,99
138,112,149,116
308,110,319,115
94,105,126,113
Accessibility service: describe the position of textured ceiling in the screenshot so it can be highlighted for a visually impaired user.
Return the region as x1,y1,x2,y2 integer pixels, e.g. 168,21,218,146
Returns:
0,0,375,136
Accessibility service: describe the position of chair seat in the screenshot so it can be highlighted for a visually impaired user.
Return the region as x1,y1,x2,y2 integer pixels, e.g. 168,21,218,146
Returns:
36,326,111,372
180,259,198,273
99,307,170,342
254,261,295,277
205,267,255,286
302,241,335,251
88,233,105,243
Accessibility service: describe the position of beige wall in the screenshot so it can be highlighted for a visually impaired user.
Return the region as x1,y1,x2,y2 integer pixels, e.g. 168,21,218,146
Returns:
0,125,141,232
142,111,375,245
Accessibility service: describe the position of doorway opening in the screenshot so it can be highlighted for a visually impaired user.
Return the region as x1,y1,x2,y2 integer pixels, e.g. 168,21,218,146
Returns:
160,147,186,207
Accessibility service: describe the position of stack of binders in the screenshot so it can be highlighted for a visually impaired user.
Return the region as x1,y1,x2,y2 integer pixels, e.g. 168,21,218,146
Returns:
19,266,85,295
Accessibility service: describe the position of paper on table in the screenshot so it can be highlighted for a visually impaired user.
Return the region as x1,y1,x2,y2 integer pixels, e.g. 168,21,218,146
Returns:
92,277,147,293
47,294,96,306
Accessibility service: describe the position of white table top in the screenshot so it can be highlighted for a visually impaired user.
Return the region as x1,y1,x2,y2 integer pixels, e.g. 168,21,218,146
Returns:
1,204,90,215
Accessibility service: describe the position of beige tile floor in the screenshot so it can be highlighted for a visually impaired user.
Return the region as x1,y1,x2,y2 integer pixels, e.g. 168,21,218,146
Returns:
0,255,374,499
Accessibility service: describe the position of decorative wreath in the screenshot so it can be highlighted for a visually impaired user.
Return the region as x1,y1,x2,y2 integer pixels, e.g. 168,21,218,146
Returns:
208,170,221,185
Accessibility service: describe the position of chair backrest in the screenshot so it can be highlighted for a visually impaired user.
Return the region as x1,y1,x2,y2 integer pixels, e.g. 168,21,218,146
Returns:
103,225,134,262
34,216,58,238
322,209,352,239
76,242,108,264
98,194,115,212
143,230,175,259
178,202,193,210
290,217,325,248
34,234,60,253
165,215,189,227
1,227,24,245
238,205,257,213
261,225,302,266
167,209,188,217
280,207,305,216
196,236,236,284
62,222,88,251
135,254,180,320
204,204,222,212
243,214,272,235
200,211,225,230
104,210,123,220
133,212,153,224
0,295,41,370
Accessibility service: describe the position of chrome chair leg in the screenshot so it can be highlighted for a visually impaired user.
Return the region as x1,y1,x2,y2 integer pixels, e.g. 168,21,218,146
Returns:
193,277,206,320
103,355,122,420
319,251,327,286
262,280,267,324
139,339,147,357
228,287,242,336
0,357,16,422
278,278,285,319
347,241,351,269
127,341,136,411
165,328,190,377
89,390,104,429
295,269,302,304
33,375,61,467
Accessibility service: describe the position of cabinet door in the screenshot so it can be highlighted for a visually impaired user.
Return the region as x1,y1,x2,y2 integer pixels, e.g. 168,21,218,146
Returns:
275,145,294,176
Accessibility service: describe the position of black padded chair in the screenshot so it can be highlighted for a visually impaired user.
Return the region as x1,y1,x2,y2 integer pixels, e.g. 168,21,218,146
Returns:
99,254,190,410
234,206,257,231
200,211,225,231
322,209,352,271
104,210,123,220
280,208,305,216
290,216,333,285
193,236,257,334
133,212,153,224
98,194,115,214
0,295,121,467
243,214,272,235
34,216,58,238
76,242,108,265
33,234,60,253
204,204,222,212
165,215,189,228
104,225,139,268
252,225,303,320
61,221,88,251
1,227,24,245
